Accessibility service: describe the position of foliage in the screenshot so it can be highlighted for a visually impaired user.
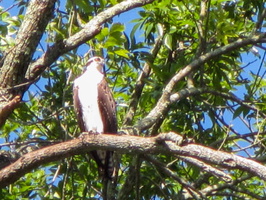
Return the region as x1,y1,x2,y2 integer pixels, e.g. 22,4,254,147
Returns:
1,0,266,199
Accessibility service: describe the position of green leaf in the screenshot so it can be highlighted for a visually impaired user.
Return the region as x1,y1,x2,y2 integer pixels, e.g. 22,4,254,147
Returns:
114,49,129,58
109,23,125,34
163,33,172,50
233,106,243,119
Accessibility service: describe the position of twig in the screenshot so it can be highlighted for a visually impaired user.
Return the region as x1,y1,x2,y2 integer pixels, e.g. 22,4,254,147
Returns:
178,155,232,183
0,2,20,15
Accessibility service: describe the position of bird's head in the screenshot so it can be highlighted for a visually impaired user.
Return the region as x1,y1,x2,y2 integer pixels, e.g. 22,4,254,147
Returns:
84,56,104,73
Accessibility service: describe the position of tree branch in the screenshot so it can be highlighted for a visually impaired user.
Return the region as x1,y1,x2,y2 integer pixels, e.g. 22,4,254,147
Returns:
170,87,266,118
123,36,163,126
25,0,156,81
0,132,266,188
254,7,266,33
178,155,232,183
136,34,266,131
201,175,255,197
0,0,56,127
143,155,203,199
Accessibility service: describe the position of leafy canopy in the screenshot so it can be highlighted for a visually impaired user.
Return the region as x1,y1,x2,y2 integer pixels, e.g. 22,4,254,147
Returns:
1,0,266,199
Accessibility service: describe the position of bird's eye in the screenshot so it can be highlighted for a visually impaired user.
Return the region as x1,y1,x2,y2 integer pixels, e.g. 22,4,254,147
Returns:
94,57,101,62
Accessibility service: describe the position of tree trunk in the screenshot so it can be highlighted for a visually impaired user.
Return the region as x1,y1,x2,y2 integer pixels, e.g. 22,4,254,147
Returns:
0,0,56,127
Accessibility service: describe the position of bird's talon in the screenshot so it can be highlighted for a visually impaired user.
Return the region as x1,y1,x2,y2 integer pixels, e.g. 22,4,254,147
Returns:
117,131,127,135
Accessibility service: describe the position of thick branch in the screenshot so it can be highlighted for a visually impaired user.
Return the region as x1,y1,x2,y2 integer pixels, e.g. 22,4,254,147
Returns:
0,0,56,87
25,0,155,81
0,0,56,127
0,132,266,187
163,140,266,180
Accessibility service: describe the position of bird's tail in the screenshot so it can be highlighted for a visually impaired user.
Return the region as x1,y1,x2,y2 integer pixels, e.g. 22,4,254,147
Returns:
90,150,118,200
90,150,115,179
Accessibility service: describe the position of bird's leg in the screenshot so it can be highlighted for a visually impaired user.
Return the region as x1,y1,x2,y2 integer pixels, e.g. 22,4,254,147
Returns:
88,130,101,135
78,130,101,139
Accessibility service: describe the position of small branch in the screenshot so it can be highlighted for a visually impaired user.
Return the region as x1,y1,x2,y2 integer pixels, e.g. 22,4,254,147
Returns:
201,174,256,197
210,132,266,147
143,155,204,199
209,90,266,118
179,155,232,183
170,87,266,119
169,87,206,102
0,2,20,15
254,7,266,32
123,36,163,126
186,0,210,88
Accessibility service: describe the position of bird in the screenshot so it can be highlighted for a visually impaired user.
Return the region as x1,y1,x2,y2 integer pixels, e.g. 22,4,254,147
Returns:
73,56,117,180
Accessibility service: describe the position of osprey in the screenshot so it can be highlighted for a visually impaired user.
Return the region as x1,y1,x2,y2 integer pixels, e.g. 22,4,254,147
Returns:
73,56,117,179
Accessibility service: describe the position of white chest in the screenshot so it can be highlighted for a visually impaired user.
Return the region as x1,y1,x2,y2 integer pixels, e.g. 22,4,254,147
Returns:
74,70,104,133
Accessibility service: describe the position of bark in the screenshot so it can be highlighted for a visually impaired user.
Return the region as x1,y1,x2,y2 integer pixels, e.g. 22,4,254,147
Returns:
25,0,156,81
0,132,265,188
0,0,56,127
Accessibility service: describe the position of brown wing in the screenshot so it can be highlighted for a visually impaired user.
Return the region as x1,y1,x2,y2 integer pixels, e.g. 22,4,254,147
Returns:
97,78,117,134
73,85,86,132
92,78,118,179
